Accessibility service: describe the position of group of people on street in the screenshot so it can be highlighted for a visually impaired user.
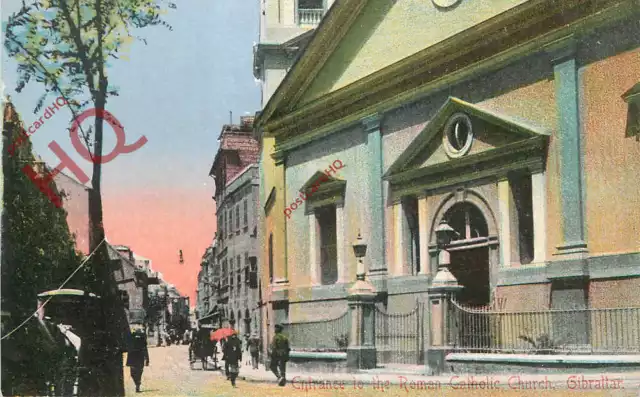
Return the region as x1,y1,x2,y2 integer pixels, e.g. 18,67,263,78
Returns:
125,323,291,391
220,323,290,388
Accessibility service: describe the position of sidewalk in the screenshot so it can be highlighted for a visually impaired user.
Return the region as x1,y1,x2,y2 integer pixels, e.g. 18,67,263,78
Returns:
206,356,640,390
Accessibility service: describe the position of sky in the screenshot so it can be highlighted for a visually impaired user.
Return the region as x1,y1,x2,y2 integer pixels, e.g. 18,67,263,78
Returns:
1,0,261,302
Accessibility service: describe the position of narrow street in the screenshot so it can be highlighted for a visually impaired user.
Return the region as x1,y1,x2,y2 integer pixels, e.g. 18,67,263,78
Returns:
123,345,640,397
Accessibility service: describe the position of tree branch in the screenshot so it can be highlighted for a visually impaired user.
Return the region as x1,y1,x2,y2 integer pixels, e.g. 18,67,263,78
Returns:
4,33,95,160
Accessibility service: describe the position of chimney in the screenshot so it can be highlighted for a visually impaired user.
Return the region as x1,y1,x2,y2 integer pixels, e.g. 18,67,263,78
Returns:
240,115,254,129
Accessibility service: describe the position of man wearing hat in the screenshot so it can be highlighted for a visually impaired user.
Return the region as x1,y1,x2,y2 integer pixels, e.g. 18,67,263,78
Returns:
269,324,290,387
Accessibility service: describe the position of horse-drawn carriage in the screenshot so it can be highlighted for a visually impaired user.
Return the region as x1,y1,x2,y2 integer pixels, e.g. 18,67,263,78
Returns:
188,326,218,370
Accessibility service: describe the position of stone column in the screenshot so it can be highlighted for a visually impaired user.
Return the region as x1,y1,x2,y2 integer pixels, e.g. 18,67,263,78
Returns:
309,214,319,285
546,36,588,258
346,276,377,370
425,247,463,375
531,172,547,264
418,194,430,275
336,205,347,283
362,114,387,281
274,156,289,285
498,178,513,267
393,202,406,276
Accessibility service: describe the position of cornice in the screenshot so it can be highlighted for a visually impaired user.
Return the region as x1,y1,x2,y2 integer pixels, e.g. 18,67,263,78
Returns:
543,34,578,64
387,136,547,186
265,0,635,153
361,113,382,133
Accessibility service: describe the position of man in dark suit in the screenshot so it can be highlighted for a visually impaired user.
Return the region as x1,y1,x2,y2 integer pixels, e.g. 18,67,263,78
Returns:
223,333,242,387
126,329,149,393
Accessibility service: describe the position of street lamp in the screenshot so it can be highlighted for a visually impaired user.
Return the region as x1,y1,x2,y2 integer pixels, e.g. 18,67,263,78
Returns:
432,219,460,286
352,232,367,281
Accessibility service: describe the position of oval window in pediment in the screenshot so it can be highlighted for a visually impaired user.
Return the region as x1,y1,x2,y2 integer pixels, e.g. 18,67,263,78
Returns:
443,113,473,158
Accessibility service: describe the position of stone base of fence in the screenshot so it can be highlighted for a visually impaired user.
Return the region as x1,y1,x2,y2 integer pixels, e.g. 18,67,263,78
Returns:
426,347,456,375
347,346,377,370
446,353,640,375
287,351,349,373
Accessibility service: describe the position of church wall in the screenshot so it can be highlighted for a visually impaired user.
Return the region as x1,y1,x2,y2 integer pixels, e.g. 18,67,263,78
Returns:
581,47,640,256
284,123,366,294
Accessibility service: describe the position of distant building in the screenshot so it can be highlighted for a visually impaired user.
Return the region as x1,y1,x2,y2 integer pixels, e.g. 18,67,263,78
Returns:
206,117,261,335
196,243,217,325
108,245,158,328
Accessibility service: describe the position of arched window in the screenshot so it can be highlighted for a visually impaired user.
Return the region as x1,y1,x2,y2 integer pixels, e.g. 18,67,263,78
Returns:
444,202,488,241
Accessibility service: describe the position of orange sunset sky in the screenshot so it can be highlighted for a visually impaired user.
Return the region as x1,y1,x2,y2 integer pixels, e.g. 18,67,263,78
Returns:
102,188,216,304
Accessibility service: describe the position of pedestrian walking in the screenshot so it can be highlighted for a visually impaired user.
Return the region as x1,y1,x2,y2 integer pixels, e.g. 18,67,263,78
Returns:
248,334,261,369
222,332,242,387
126,329,150,393
269,324,290,387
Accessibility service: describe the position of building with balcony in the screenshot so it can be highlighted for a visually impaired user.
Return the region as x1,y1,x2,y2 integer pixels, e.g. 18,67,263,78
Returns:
209,117,261,336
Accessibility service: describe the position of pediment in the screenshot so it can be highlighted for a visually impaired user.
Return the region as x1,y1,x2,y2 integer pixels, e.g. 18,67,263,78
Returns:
300,171,345,194
296,0,530,108
258,0,530,128
384,97,550,185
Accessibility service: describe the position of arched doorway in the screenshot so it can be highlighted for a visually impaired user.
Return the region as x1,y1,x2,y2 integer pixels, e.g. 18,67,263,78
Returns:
442,202,490,306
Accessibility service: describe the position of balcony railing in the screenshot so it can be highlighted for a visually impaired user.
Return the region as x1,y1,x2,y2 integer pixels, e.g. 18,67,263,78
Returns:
298,8,324,25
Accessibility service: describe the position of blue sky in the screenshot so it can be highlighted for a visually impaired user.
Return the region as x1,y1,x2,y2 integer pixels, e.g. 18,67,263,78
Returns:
1,0,261,298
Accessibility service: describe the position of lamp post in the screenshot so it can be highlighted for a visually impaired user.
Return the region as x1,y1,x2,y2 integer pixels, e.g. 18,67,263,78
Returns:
426,219,462,375
346,231,377,370
432,219,460,287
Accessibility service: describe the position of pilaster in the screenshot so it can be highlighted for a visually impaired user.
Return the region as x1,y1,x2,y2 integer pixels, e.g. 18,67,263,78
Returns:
362,113,387,280
417,194,430,275
336,205,347,282
274,155,289,284
309,214,319,285
531,172,547,264
498,178,513,267
545,36,588,258
393,202,406,276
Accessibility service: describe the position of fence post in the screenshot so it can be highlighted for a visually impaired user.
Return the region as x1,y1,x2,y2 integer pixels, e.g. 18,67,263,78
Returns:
426,262,462,375
346,274,377,370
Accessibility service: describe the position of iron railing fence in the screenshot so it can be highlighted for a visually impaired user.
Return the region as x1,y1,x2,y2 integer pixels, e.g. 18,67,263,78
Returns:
282,310,350,351
298,8,323,25
375,301,427,364
447,297,640,354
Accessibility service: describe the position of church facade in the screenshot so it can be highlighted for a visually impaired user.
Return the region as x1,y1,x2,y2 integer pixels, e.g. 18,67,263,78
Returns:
254,0,640,351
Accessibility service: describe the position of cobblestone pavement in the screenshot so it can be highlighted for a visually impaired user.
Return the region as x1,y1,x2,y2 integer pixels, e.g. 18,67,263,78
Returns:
124,345,640,397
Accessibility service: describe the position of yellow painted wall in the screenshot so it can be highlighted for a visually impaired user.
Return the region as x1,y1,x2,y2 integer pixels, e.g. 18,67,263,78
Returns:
300,0,528,105
259,137,289,296
582,48,640,255
477,78,562,260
